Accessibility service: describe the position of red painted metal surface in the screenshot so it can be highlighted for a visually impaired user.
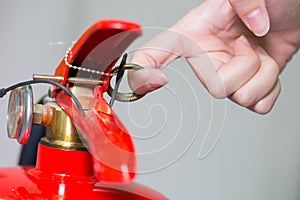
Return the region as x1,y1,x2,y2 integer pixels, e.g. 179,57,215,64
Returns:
53,19,142,184
0,19,168,199
56,86,136,183
0,144,168,199
54,19,142,91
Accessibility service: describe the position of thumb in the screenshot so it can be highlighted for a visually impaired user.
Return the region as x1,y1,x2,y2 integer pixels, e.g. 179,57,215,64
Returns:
128,29,183,94
227,0,270,37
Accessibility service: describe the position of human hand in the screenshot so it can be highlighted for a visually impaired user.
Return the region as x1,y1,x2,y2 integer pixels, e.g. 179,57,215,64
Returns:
128,0,300,114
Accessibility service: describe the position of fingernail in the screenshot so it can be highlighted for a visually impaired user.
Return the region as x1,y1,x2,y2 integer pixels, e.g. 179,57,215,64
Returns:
244,8,270,37
130,69,168,94
146,71,169,90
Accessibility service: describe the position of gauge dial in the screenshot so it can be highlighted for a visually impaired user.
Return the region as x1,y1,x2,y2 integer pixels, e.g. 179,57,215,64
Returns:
7,85,33,144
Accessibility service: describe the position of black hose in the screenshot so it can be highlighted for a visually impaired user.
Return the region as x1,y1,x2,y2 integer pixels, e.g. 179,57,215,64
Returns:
0,79,86,116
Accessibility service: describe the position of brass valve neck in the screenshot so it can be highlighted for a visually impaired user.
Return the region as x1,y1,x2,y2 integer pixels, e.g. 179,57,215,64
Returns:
38,86,95,150
40,103,86,150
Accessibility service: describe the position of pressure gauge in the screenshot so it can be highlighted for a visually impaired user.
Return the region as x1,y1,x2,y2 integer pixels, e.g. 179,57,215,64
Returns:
7,85,33,144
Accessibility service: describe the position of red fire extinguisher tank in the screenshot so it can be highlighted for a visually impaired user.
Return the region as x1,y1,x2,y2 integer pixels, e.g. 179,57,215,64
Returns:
0,144,167,199
0,19,168,199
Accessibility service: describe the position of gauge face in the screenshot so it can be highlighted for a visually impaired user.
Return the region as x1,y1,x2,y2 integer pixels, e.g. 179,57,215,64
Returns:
7,85,33,144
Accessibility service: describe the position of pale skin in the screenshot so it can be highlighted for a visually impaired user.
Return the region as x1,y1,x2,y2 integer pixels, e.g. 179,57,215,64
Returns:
129,0,300,114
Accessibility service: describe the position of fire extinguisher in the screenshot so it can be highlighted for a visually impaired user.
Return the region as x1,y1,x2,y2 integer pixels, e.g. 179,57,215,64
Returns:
0,19,168,200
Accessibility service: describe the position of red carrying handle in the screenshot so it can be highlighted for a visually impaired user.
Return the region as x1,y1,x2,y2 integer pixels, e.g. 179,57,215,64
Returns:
54,19,142,183
54,19,142,91
56,86,136,183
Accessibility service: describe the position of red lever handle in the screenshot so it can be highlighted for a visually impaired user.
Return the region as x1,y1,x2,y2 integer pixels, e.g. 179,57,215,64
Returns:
55,19,142,91
56,87,136,183
54,19,142,183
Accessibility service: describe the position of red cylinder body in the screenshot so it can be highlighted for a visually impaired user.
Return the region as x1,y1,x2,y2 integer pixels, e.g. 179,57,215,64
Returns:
0,143,168,200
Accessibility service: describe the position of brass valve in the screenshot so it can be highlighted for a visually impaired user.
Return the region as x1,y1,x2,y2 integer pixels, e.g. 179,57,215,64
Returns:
32,86,95,150
36,103,85,150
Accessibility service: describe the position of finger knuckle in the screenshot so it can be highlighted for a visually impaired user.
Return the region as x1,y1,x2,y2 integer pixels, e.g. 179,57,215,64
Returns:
228,0,259,13
233,90,256,107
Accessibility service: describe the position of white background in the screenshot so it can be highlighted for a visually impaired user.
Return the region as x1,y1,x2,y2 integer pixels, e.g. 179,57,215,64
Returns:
0,1,300,199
